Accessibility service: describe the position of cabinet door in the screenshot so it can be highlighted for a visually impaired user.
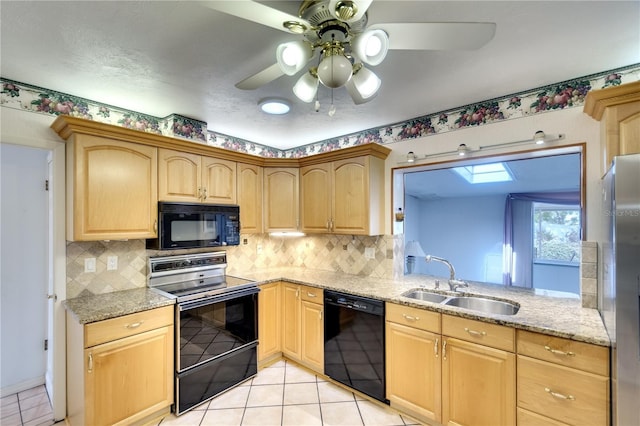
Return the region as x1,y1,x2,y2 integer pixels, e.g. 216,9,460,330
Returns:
386,321,441,422
300,300,324,373
69,135,157,240
332,157,367,234
281,283,301,359
258,282,281,363
441,337,516,426
300,163,332,233
158,148,201,202
201,156,237,204
84,326,173,426
264,168,299,232
237,163,263,234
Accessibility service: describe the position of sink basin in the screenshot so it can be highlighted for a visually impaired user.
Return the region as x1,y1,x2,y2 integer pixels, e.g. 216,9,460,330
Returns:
444,296,519,315
401,289,448,303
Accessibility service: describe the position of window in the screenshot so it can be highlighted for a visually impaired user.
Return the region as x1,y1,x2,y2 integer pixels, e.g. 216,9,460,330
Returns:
532,203,581,263
452,162,513,184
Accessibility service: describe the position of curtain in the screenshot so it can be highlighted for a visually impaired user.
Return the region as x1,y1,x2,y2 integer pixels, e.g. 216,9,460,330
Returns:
503,191,580,287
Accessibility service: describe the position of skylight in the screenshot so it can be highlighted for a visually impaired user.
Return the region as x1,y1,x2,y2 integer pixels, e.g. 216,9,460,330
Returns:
452,162,514,184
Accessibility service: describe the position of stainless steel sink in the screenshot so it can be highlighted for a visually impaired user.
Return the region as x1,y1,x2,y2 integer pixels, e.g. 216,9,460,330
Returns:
444,296,519,315
401,289,449,303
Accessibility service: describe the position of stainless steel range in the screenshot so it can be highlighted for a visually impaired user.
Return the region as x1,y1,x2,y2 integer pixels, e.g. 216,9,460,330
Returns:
148,251,259,415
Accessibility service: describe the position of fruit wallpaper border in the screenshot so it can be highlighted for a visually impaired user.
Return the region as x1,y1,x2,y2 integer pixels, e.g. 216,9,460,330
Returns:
2,63,639,158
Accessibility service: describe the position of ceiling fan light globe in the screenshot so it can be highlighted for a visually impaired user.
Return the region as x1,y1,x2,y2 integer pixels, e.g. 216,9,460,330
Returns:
293,71,319,103
276,41,312,75
346,65,380,104
352,29,389,66
317,53,353,88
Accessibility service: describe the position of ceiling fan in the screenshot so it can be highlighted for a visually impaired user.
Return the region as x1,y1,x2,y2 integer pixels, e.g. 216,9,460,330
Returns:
203,0,496,105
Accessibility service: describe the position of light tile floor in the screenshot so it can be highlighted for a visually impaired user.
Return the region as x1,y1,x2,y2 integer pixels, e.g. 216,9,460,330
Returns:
157,359,423,426
1,385,54,426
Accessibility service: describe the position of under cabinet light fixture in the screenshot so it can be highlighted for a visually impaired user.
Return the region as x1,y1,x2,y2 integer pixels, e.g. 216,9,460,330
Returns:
406,151,417,163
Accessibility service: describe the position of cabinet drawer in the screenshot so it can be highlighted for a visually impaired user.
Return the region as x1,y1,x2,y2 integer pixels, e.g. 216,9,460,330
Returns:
386,303,440,333
442,314,514,352
517,330,609,375
517,408,569,426
300,285,323,303
84,305,174,348
517,355,609,426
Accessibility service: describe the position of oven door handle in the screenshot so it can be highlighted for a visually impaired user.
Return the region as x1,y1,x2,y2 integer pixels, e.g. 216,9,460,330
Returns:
178,286,260,311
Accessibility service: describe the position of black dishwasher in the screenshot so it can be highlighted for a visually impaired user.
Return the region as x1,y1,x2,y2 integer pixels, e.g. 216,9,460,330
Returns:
324,290,387,403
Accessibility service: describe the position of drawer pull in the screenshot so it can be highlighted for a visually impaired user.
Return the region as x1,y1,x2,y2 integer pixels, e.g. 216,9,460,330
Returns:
402,314,419,322
88,353,93,373
544,387,575,401
307,292,317,298
464,327,486,337
434,338,439,358
126,321,144,329
544,345,576,357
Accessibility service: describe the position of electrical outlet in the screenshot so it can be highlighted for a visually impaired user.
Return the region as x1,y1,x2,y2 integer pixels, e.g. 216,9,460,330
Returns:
84,258,96,273
107,256,118,271
365,247,375,260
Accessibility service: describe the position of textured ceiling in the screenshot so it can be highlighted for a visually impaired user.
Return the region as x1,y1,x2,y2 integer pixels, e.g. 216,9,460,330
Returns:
1,1,638,149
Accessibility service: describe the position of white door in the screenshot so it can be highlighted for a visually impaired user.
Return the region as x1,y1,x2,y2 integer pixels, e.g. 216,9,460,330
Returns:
1,144,49,393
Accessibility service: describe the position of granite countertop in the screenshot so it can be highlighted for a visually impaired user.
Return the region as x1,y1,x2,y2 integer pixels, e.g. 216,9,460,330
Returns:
64,288,175,324
63,267,610,347
238,267,611,347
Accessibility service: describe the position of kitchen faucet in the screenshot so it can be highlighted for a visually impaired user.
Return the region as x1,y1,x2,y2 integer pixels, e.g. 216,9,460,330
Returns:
425,255,468,291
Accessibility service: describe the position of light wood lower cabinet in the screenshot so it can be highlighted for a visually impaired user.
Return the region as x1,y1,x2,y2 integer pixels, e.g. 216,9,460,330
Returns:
516,330,610,426
258,282,281,364
280,282,324,372
66,306,174,426
386,303,441,422
386,305,516,426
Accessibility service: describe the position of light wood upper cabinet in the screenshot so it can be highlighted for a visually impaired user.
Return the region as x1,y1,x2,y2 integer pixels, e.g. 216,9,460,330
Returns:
237,163,263,234
201,156,236,204
66,134,158,241
300,155,385,235
158,148,236,204
584,81,640,176
300,163,332,233
66,306,174,426
258,282,281,364
264,167,299,232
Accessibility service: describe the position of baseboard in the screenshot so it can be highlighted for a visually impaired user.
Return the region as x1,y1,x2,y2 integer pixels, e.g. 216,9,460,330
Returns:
0,376,45,398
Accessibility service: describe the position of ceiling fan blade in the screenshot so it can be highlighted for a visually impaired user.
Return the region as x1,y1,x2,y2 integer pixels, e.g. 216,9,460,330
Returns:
370,22,496,50
235,63,285,90
202,0,311,34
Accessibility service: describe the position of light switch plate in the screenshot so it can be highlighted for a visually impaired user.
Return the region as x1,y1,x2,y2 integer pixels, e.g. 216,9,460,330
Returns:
365,247,375,260
107,256,118,271
84,258,96,273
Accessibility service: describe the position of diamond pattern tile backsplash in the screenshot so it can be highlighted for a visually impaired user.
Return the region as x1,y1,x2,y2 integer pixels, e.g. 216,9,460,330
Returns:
66,234,397,298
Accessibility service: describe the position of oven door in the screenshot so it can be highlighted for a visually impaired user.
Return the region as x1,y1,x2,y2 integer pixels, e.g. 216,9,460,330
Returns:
176,287,258,372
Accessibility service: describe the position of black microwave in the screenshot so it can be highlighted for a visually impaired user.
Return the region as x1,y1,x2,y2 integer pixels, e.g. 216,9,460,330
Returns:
147,202,241,250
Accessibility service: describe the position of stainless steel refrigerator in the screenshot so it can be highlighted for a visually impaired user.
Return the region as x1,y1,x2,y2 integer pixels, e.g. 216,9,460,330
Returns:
599,153,640,426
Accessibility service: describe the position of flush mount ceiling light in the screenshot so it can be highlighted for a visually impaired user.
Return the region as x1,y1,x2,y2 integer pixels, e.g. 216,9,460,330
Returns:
208,1,497,110
259,98,291,115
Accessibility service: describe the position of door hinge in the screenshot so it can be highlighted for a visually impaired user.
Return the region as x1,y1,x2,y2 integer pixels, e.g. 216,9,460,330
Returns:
45,180,49,191
44,339,48,351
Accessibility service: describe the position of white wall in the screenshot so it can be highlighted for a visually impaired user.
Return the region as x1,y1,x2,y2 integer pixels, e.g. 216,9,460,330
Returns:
406,195,505,282
1,143,48,390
